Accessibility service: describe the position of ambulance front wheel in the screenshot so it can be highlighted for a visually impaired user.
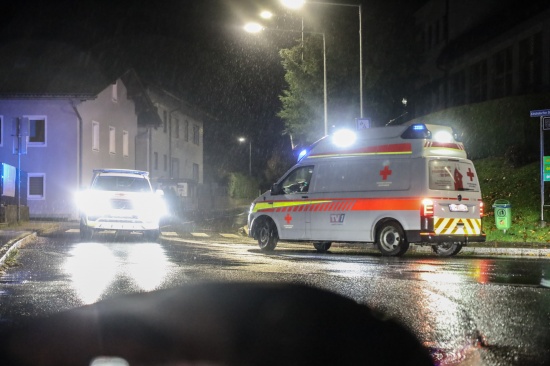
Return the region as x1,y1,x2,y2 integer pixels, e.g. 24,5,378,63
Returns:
313,241,332,253
376,221,409,256
257,218,278,251
432,242,463,257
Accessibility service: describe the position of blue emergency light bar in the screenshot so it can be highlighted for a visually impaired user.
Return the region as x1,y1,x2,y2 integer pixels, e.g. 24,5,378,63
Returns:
401,124,431,139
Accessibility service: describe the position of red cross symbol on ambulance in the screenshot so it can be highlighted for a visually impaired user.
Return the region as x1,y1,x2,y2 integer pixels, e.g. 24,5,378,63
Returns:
379,165,392,180
454,168,464,190
284,213,293,224
466,168,475,181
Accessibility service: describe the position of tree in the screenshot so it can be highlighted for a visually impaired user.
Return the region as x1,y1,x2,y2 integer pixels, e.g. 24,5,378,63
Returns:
278,36,325,148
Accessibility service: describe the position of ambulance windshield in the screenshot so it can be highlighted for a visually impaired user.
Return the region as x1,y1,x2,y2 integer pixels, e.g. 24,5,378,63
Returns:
428,160,480,192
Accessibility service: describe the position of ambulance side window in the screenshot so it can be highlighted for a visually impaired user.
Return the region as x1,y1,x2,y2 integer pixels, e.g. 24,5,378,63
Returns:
281,166,314,194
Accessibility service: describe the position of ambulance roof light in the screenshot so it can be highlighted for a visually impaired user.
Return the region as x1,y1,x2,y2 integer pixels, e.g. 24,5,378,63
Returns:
332,129,357,148
401,124,431,139
433,130,453,143
297,149,308,162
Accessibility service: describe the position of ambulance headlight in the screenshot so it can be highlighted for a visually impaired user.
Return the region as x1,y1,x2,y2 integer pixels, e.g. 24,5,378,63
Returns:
332,129,357,148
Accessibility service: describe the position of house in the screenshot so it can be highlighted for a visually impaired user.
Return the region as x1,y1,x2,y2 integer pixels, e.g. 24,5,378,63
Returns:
0,69,161,220
134,86,205,214
0,40,209,221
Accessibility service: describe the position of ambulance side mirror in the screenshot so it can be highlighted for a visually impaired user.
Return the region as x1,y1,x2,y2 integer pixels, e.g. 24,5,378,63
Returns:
271,183,283,195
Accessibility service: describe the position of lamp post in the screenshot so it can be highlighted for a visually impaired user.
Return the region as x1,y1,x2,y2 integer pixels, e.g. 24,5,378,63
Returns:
280,0,363,118
238,137,252,176
244,22,328,136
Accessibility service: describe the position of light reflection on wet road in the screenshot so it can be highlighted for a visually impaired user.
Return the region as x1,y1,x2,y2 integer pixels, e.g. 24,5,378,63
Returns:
0,223,549,365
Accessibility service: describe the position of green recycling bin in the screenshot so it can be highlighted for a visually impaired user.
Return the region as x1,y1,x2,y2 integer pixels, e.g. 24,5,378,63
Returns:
492,199,511,231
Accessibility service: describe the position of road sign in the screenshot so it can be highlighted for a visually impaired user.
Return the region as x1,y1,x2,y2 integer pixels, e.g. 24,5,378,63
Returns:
356,118,371,130
530,109,550,117
544,156,550,181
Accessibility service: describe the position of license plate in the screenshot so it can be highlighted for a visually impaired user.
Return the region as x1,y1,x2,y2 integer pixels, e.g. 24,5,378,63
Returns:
449,204,468,212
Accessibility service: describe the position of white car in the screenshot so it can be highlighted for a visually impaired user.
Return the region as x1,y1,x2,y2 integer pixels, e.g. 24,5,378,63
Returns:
77,169,166,241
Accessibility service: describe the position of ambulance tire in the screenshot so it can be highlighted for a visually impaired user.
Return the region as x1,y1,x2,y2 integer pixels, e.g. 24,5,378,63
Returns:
313,241,332,253
432,242,463,257
257,218,278,251
376,221,409,257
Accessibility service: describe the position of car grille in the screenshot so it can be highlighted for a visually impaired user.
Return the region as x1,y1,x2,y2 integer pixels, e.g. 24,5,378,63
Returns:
110,198,134,210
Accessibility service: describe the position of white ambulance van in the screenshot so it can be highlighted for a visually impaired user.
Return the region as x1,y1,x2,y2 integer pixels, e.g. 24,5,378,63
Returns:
248,123,485,256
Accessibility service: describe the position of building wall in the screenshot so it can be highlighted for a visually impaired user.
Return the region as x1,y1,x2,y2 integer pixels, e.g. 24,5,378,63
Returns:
78,79,138,188
414,0,550,117
0,98,79,218
147,90,204,185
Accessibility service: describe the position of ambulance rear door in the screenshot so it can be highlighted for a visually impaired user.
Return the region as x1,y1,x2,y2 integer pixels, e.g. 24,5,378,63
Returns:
428,158,483,236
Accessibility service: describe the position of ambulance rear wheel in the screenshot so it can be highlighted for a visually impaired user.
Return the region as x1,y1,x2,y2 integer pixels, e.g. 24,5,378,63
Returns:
257,218,278,251
376,221,409,256
432,242,463,257
313,241,332,253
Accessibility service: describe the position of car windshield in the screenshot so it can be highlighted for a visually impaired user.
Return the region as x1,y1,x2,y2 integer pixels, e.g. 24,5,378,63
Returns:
1,1,550,366
93,176,151,192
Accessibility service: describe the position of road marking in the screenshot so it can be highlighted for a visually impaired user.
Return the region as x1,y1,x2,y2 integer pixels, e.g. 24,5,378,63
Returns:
191,233,210,237
220,233,240,238
162,232,178,237
66,229,80,233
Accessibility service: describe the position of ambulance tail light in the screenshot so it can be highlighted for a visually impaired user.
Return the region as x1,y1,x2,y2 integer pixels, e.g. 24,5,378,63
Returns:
420,199,434,232
479,201,484,217
421,199,434,218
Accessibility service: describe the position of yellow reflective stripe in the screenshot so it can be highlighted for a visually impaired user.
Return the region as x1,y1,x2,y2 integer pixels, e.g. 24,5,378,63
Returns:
253,200,332,213
434,218,482,235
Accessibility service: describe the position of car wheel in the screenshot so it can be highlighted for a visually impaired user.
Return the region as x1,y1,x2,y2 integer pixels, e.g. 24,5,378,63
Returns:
313,241,332,253
80,220,93,241
432,242,463,257
257,218,278,251
376,221,409,256
144,229,160,242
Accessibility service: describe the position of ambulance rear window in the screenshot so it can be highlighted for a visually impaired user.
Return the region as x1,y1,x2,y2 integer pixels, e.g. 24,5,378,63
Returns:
429,160,480,192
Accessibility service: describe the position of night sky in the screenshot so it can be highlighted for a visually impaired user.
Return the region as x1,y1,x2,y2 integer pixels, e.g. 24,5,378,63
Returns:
0,0,426,179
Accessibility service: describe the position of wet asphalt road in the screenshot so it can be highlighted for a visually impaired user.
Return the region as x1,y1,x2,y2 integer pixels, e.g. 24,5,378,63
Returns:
0,220,549,366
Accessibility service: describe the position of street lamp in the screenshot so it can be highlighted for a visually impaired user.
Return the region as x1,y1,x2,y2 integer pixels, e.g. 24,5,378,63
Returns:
238,137,252,176
244,22,328,136
280,0,363,118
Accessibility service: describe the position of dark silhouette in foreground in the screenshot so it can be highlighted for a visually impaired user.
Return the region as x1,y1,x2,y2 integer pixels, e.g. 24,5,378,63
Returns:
0,282,433,365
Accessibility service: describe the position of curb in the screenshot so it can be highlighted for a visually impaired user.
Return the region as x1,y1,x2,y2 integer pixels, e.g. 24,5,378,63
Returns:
0,232,37,266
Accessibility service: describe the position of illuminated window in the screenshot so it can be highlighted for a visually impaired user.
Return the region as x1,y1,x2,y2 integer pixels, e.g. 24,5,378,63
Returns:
123,130,129,157
109,126,115,154
92,121,99,151
28,173,46,200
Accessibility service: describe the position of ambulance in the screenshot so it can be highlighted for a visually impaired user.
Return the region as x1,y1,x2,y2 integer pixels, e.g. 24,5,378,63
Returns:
248,123,485,256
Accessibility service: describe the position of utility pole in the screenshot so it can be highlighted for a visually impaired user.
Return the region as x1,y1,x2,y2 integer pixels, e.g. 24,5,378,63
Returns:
12,117,28,223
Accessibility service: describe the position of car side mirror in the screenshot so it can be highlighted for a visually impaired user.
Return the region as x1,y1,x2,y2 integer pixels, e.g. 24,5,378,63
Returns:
270,183,283,195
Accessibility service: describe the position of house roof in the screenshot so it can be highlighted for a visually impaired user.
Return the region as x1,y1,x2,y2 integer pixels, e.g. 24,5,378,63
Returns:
0,39,162,127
